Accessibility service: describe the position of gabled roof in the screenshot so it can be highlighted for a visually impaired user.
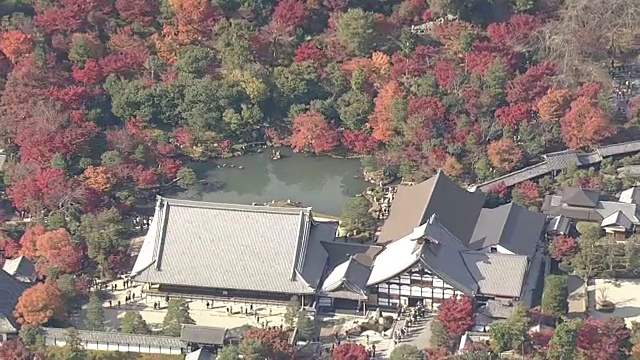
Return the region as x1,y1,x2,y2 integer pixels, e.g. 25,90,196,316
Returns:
546,215,572,235
469,203,547,256
378,171,485,244
185,349,215,360
461,252,528,298
561,187,600,208
0,270,28,333
40,327,183,349
597,201,640,225
369,215,529,298
131,198,332,295
321,256,370,300
542,195,604,221
181,324,227,345
619,188,640,205
601,211,633,229
2,256,37,283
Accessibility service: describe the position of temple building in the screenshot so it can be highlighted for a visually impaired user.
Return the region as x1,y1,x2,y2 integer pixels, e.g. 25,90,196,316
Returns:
131,171,547,311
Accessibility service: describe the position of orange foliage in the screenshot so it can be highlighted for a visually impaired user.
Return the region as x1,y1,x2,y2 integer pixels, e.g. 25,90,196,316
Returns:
537,89,572,123
168,0,216,42
35,228,84,275
14,281,66,325
487,138,523,171
0,30,33,64
152,25,181,63
561,96,614,149
370,51,390,77
443,155,463,177
432,20,476,55
83,165,117,192
19,225,46,260
368,81,404,141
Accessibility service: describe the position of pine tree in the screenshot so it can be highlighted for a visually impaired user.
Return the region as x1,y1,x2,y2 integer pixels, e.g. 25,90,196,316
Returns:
121,311,151,334
85,293,105,331
162,299,195,336
284,296,300,328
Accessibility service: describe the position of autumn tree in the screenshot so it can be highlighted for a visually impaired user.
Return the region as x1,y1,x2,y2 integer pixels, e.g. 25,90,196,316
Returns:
35,229,84,276
290,111,339,154
549,236,579,261
537,88,572,123
511,180,540,208
487,138,523,171
561,96,613,149
168,0,217,42
82,166,117,192
19,225,46,260
578,317,631,360
0,339,32,360
0,30,33,64
437,296,474,338
369,81,404,141
270,0,306,35
244,328,295,359
14,281,67,325
332,343,369,360
115,0,158,26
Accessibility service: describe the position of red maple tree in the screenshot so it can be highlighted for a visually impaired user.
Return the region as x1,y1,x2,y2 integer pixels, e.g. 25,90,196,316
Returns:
369,80,404,141
577,317,631,360
332,343,369,360
271,0,306,35
244,328,295,359
495,103,531,128
35,228,84,275
290,111,339,154
14,281,67,325
0,30,34,64
487,138,523,171
560,96,613,149
437,296,474,338
293,41,325,63
341,130,378,154
549,236,578,261
0,339,32,360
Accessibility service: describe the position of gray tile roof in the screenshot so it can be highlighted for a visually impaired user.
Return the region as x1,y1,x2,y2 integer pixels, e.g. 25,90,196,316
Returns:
321,257,370,300
597,201,640,225
40,327,184,348
601,211,633,229
561,187,600,208
185,349,215,360
0,269,28,333
420,216,478,295
379,171,485,244
181,324,227,345
461,252,528,298
132,198,332,295
546,215,572,235
2,256,37,283
470,203,547,257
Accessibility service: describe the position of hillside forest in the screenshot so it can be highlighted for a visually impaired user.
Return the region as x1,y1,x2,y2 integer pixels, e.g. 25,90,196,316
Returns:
0,0,637,280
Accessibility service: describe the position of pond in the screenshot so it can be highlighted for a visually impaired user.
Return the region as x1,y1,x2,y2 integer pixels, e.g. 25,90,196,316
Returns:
173,148,370,216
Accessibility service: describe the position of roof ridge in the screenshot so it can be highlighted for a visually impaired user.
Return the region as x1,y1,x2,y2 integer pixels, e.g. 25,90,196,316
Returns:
161,197,311,215
462,250,528,259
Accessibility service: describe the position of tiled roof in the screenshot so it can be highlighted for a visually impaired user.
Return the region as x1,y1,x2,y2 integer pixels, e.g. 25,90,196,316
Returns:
0,270,28,333
476,140,640,192
40,327,184,349
132,198,331,295
601,211,633,229
181,324,227,345
461,252,529,298
321,257,370,300
185,349,215,360
546,215,572,235
561,187,600,208
378,171,485,244
2,256,37,283
619,188,640,204
469,203,547,257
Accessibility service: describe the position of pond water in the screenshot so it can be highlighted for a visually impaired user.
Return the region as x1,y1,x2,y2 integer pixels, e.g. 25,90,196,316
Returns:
174,148,370,215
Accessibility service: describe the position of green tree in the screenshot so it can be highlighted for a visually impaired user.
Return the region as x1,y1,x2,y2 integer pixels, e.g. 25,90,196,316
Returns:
284,296,300,328
100,150,124,167
337,90,374,130
296,314,316,341
489,320,512,353
340,197,376,235
120,311,151,334
76,208,127,278
484,60,508,105
573,237,606,279
430,320,451,348
272,62,319,107
162,299,195,336
218,345,241,360
390,344,423,360
336,8,380,56
85,293,105,331
176,167,198,189
541,275,569,318
50,153,67,170
47,328,87,360
239,338,268,360
19,324,45,351
548,318,582,360
214,19,254,70
176,46,213,78
488,305,531,353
